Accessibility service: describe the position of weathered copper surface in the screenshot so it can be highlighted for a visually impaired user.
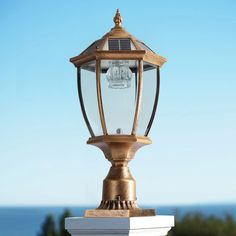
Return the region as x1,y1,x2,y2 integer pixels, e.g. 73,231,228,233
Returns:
84,209,155,218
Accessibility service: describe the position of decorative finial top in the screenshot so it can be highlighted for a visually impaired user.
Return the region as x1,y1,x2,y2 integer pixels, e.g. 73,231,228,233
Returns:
113,9,122,28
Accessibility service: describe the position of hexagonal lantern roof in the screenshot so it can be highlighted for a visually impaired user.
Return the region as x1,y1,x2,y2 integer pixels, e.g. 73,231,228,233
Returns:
70,9,166,68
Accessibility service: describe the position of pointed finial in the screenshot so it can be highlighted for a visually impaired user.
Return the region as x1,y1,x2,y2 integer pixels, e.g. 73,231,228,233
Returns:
113,9,122,28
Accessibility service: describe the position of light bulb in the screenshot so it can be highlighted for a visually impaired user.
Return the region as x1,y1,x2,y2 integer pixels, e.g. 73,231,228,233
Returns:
106,60,132,89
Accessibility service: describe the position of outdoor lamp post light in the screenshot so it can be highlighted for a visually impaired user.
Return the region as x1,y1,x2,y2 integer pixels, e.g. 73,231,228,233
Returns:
70,9,166,217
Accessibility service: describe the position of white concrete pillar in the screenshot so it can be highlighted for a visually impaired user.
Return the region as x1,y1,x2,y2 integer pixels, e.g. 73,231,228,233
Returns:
65,215,174,236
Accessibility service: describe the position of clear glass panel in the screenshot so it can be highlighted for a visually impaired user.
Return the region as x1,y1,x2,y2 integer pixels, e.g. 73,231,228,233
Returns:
137,62,157,135
100,60,138,135
80,61,103,136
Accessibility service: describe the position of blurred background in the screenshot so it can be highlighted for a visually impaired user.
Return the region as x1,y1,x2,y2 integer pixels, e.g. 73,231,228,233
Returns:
0,0,236,235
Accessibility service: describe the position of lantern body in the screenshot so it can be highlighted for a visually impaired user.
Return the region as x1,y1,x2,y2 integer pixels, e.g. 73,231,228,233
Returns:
78,60,160,137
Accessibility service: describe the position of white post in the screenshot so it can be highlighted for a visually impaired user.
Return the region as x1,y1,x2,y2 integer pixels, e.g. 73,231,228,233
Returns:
65,215,174,236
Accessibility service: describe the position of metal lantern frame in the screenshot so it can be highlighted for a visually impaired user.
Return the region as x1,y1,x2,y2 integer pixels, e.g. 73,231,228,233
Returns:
70,10,167,217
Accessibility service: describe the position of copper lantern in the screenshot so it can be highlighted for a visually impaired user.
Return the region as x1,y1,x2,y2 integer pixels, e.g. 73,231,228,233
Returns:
70,10,166,217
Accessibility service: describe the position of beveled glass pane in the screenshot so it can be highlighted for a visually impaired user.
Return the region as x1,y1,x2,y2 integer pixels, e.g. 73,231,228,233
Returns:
137,62,158,135
80,61,103,136
100,60,138,135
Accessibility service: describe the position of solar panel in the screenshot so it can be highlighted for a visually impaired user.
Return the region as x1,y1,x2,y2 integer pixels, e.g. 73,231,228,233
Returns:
108,39,119,50
108,39,131,51
120,39,131,50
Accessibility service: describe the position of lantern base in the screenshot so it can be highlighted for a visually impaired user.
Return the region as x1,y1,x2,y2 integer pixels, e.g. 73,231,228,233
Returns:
87,135,152,216
84,209,155,218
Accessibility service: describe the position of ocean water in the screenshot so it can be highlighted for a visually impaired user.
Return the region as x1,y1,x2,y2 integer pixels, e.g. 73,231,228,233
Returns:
0,204,236,236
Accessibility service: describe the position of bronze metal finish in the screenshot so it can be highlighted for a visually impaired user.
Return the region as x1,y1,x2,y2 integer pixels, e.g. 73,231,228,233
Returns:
96,60,108,135
132,60,143,135
113,9,122,28
84,209,155,218
84,135,155,217
70,11,166,68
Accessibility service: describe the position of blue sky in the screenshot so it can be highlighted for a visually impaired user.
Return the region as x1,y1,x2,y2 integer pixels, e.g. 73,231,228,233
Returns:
0,0,236,206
